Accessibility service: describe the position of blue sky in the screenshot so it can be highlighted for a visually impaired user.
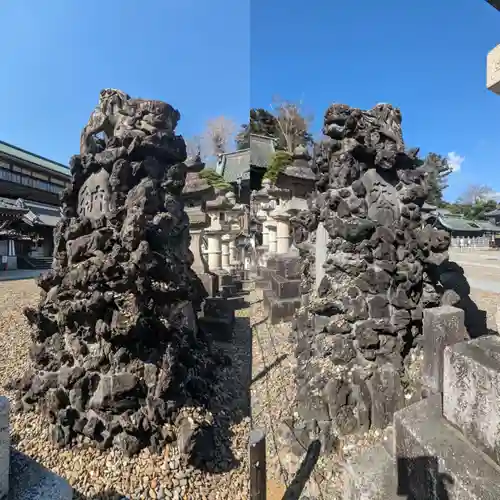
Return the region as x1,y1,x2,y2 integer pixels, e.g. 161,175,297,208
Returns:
2,1,500,203
251,0,500,202
0,0,250,165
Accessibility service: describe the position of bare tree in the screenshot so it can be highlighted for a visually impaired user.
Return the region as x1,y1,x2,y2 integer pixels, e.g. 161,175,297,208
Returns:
185,135,203,159
201,116,237,157
457,184,496,204
270,96,313,153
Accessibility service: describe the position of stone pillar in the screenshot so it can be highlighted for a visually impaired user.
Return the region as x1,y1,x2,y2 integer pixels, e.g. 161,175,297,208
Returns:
221,234,231,271
315,222,328,292
275,216,290,254
206,231,222,271
0,396,9,498
189,230,206,274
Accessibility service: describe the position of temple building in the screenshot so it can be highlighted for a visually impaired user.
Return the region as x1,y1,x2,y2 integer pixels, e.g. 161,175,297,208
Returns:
214,133,276,204
0,140,70,270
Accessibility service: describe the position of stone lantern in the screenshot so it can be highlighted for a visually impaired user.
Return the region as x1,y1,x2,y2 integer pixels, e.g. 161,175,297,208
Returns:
182,155,217,297
261,146,317,323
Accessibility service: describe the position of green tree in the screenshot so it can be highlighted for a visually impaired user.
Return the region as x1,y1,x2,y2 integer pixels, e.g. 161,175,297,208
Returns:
419,153,453,206
199,168,231,190
235,108,280,150
263,151,292,183
235,99,314,152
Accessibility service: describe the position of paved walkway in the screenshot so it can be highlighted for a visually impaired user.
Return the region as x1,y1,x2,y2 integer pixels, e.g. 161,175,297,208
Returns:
0,269,43,282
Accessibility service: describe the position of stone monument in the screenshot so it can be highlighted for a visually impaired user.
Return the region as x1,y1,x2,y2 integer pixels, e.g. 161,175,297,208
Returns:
289,102,476,450
13,89,219,459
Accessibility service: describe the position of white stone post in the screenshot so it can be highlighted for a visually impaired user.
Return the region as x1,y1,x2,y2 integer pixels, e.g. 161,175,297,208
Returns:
262,219,270,248
221,234,231,271
0,396,9,498
206,231,222,270
268,221,277,254
229,237,238,266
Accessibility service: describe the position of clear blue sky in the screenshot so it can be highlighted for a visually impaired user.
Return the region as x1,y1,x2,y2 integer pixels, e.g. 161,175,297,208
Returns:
2,1,500,203
251,0,500,202
0,0,250,165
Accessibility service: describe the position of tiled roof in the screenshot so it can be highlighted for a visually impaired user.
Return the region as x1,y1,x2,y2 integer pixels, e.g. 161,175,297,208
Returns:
0,140,69,177
0,197,61,227
437,216,498,232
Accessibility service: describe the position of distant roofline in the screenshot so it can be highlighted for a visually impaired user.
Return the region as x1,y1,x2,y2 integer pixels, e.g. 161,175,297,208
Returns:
223,148,250,157
0,140,69,177
250,133,276,141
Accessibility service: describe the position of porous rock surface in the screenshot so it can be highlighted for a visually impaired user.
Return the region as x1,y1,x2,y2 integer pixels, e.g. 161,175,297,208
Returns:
290,103,474,441
12,89,219,460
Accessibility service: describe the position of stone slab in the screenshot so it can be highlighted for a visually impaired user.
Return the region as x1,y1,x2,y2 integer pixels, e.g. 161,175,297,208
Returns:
422,306,468,394
263,289,301,324
270,273,301,299
443,335,500,465
241,280,255,292
394,395,500,500
220,284,237,298
9,449,73,500
342,442,401,500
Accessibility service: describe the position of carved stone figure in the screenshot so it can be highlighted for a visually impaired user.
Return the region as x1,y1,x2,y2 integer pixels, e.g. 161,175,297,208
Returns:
288,102,479,453
12,90,219,460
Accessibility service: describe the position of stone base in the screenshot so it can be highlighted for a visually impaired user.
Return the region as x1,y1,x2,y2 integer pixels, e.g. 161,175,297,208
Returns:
263,289,301,324
198,297,235,342
394,395,500,500
9,448,72,499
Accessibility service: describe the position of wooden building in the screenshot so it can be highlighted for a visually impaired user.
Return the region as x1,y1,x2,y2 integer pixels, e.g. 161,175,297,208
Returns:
0,141,70,270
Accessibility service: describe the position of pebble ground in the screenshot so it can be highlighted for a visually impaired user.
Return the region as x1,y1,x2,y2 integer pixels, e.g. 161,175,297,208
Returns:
0,279,251,500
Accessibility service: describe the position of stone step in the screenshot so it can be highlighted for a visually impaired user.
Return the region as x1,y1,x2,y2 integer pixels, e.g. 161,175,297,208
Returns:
443,335,500,465
9,448,72,499
342,441,402,500
270,272,301,299
262,289,301,324
394,394,500,500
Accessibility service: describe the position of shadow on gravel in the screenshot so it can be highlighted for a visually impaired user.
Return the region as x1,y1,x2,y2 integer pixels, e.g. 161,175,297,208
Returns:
282,440,321,500
251,354,288,385
429,260,496,338
194,315,251,475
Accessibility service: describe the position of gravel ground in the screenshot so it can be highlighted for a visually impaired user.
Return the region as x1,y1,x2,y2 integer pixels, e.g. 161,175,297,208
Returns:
0,279,250,500
250,284,500,500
